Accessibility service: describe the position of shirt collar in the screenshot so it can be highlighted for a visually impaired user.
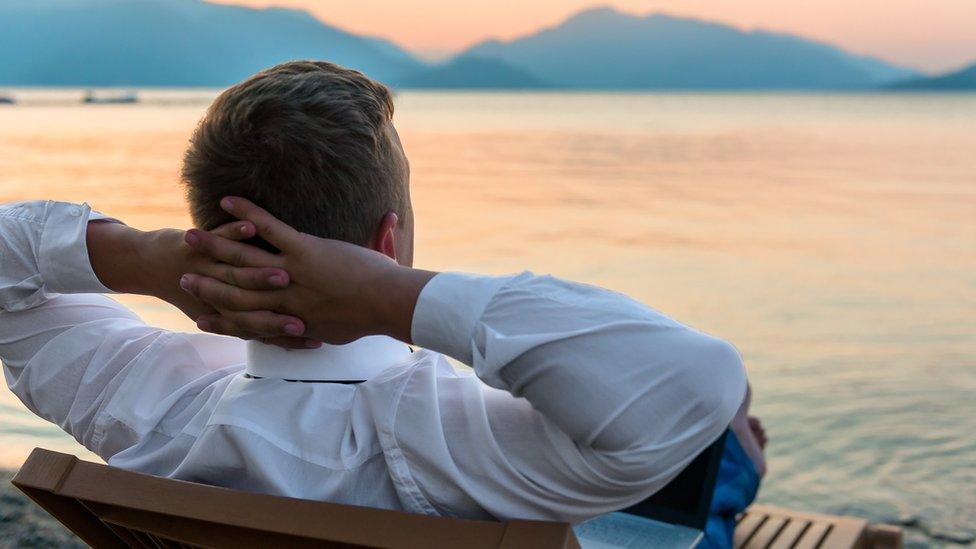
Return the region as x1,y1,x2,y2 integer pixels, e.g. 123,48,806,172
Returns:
244,336,412,381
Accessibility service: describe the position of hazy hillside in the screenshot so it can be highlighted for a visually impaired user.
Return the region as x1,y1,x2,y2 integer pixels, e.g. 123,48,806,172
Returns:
0,2,932,90
0,0,423,86
463,7,919,90
888,62,976,90
399,57,549,89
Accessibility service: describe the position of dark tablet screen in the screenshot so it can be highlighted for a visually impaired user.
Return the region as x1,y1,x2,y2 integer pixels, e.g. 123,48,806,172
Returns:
620,430,728,530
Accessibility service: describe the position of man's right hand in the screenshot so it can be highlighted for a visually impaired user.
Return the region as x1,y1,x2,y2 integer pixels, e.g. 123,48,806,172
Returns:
86,216,318,348
179,197,437,345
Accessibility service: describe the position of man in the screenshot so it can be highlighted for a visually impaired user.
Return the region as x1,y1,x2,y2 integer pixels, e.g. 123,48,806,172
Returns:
0,61,746,524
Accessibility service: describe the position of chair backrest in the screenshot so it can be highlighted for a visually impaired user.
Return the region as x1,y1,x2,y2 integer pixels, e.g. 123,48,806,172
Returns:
12,448,580,548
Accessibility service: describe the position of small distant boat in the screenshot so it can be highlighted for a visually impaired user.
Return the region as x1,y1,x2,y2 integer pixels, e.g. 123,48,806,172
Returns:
83,89,138,104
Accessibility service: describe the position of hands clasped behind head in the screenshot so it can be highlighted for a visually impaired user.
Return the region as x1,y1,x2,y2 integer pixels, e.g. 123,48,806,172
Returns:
181,196,407,347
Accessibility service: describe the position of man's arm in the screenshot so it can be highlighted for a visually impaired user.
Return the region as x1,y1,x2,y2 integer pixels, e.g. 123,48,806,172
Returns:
0,201,171,456
180,198,748,519
0,200,275,458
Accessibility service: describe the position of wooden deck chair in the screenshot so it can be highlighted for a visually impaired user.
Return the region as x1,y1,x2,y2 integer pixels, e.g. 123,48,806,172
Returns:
12,448,579,548
13,447,903,549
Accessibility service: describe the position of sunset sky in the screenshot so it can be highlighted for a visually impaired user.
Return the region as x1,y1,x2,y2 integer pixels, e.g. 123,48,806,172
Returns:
210,0,976,73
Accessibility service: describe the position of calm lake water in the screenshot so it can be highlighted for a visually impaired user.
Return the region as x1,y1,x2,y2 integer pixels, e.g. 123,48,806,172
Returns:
0,91,974,546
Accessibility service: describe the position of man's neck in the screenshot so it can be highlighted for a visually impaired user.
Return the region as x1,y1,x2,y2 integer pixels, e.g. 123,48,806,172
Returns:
244,336,411,381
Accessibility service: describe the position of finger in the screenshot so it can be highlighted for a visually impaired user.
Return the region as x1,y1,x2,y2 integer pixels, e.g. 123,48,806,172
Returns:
220,197,304,252
180,273,282,311
185,228,281,268
199,263,290,291
209,220,257,241
197,310,305,338
195,316,319,349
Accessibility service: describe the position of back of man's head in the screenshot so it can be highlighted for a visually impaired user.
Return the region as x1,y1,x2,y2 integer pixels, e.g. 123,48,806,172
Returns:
182,60,406,250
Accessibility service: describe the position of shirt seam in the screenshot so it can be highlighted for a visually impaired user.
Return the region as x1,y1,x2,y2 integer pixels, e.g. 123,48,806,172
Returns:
92,331,176,445
378,365,440,516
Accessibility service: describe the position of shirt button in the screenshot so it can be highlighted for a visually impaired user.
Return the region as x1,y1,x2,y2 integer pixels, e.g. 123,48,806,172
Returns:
69,207,81,217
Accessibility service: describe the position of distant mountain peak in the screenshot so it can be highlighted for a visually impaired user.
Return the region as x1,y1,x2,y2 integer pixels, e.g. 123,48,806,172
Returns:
564,5,628,21
461,5,919,89
561,7,730,31
555,5,642,31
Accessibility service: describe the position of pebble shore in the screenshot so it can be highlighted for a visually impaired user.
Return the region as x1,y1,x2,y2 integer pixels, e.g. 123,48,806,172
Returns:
0,470,82,548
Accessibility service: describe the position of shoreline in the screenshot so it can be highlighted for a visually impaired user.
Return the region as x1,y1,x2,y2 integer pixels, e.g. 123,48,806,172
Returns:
0,469,82,548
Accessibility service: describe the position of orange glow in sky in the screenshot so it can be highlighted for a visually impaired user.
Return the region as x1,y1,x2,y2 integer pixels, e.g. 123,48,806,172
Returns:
209,0,976,73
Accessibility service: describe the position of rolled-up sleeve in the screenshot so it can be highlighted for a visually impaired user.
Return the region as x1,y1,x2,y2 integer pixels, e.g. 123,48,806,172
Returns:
0,200,241,460
0,201,115,311
395,271,747,522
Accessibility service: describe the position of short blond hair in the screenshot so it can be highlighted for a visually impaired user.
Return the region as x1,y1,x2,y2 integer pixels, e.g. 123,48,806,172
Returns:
182,60,405,250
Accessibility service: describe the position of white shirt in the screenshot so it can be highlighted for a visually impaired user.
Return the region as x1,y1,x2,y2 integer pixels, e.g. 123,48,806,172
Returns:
0,200,746,524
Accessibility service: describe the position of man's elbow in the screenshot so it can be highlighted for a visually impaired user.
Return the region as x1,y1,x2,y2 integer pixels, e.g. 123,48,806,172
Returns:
620,337,746,487
692,337,748,431
585,335,746,489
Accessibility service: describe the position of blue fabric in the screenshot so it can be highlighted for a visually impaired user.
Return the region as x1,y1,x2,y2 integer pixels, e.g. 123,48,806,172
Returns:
698,431,761,549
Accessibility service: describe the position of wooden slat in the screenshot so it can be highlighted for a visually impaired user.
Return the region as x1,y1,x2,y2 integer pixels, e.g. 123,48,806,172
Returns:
820,517,869,549
735,513,768,548
793,522,831,549
748,505,869,531
744,505,873,549
746,515,788,548
769,519,811,549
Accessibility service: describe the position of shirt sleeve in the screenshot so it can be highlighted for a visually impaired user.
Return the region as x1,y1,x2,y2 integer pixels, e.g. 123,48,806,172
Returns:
396,271,747,522
0,200,244,459
0,200,115,312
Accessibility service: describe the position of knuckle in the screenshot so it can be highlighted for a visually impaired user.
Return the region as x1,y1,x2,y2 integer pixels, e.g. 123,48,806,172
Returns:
217,286,234,308
231,249,247,267
223,264,239,286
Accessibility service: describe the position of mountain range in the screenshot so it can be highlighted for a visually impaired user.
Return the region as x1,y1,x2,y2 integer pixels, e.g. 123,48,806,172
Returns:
461,7,918,89
0,0,422,86
1,0,970,90
887,62,976,90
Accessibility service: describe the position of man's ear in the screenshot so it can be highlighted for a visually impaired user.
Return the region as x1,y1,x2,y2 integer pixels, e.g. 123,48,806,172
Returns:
371,212,399,261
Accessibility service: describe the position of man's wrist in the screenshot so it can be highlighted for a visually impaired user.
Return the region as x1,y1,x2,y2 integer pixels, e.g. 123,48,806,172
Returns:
375,265,438,344
136,228,187,301
86,221,150,295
